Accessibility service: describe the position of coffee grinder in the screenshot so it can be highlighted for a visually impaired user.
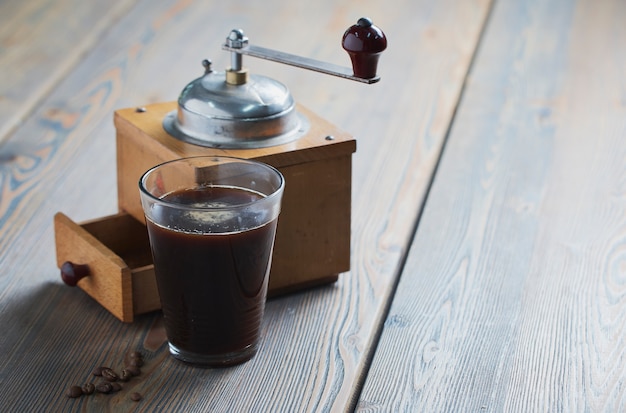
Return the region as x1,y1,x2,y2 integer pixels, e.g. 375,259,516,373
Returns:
54,18,387,322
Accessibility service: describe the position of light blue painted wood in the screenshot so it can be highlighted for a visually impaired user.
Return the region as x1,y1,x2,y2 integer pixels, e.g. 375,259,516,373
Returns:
359,0,626,410
0,0,491,411
0,0,135,143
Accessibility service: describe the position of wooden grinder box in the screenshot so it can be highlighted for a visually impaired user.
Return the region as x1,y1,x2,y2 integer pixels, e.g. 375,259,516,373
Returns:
55,101,356,322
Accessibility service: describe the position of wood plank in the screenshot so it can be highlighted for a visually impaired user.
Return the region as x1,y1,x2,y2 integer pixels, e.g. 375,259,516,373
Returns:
0,0,491,411
358,0,626,410
0,0,135,143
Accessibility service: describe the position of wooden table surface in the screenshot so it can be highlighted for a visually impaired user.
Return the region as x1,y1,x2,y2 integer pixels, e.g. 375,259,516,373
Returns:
1,0,623,411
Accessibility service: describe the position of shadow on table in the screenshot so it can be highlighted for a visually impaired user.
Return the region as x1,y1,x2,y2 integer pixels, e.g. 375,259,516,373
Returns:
0,279,166,410
1,275,343,409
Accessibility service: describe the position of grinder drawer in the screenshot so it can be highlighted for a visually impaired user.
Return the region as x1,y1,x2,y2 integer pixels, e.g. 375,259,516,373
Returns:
54,212,158,323
54,210,341,323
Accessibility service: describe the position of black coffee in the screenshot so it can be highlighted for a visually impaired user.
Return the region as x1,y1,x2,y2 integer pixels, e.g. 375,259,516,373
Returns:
146,186,277,365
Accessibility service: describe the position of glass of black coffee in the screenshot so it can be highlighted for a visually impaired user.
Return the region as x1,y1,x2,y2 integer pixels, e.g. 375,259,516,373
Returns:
139,156,284,367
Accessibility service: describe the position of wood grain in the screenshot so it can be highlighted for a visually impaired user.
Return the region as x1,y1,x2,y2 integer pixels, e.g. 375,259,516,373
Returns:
358,0,626,410
0,0,135,143
0,0,491,411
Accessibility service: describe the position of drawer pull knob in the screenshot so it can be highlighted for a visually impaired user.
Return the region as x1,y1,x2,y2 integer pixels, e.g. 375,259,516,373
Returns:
61,261,90,286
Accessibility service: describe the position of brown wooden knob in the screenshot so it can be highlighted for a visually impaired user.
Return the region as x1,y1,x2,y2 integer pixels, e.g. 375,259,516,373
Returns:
342,17,387,79
61,261,90,286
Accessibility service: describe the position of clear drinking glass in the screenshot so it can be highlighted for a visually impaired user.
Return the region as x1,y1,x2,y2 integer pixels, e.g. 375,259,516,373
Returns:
139,156,284,366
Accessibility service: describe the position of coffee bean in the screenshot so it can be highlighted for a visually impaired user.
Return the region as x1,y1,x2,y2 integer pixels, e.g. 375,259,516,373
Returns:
124,365,141,377
92,366,105,377
81,383,95,395
120,369,134,382
96,382,113,394
125,351,144,368
66,385,82,398
64,351,149,400
127,357,144,368
101,368,119,382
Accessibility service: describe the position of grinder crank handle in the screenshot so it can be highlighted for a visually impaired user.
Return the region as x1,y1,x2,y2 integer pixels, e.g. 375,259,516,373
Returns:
222,17,387,84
